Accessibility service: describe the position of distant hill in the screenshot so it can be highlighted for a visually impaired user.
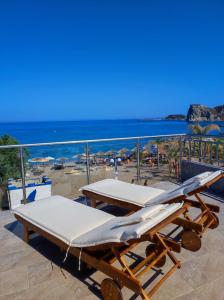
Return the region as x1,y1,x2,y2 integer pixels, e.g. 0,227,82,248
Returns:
187,104,224,122
165,114,186,120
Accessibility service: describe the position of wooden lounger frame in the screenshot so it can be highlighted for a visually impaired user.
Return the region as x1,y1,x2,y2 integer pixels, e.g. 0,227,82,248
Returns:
84,190,204,233
82,174,222,251
183,173,222,233
83,192,205,251
15,206,185,300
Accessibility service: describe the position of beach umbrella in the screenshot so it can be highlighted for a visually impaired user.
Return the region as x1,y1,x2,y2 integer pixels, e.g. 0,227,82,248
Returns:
96,151,105,157
80,153,86,157
79,153,95,159
124,151,132,157
29,157,51,163
45,156,55,161
142,149,149,155
56,157,68,163
131,147,137,153
118,148,129,157
105,150,116,156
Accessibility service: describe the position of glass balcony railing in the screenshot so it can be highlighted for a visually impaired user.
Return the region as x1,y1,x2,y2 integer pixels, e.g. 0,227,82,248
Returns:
1,133,224,209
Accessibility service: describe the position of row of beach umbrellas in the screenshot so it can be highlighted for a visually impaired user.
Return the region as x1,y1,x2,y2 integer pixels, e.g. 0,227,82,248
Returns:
28,146,159,164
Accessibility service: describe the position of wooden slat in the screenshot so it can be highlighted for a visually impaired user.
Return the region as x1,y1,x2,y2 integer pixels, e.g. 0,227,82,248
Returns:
148,207,186,239
156,235,181,253
83,190,140,211
184,198,220,213
172,217,203,233
136,249,167,278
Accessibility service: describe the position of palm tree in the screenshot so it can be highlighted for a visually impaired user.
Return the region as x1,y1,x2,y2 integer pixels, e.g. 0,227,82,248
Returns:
166,142,180,178
118,148,129,157
189,124,220,161
189,123,220,135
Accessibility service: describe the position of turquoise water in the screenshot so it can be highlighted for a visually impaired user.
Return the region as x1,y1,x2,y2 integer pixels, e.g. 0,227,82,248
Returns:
0,120,221,158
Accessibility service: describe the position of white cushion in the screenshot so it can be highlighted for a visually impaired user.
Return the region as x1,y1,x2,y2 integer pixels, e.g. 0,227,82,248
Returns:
73,202,183,247
145,187,186,206
14,196,114,245
81,171,223,207
13,195,183,248
81,179,165,207
146,171,223,205
182,170,223,187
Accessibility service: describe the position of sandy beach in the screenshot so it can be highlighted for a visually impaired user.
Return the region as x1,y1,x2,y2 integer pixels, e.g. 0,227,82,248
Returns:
25,160,176,200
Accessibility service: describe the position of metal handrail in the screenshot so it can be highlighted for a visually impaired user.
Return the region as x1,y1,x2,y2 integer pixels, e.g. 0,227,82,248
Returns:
0,133,186,149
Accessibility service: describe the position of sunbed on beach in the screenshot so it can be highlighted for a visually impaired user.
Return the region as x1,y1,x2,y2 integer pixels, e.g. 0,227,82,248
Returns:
81,171,222,248
14,196,185,300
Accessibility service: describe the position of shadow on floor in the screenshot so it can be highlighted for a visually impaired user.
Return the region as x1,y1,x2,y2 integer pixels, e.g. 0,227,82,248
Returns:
5,219,102,298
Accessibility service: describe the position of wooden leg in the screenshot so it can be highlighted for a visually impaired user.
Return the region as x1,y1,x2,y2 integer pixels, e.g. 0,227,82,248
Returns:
24,225,29,243
205,213,219,229
91,199,97,208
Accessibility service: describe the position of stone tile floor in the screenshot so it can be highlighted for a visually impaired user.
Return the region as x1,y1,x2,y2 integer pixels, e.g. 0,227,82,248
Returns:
0,182,224,300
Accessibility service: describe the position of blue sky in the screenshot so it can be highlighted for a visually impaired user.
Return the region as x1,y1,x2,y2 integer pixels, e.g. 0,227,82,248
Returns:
1,0,224,121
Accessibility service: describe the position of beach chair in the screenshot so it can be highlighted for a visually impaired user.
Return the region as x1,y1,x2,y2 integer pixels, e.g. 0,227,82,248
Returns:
81,171,223,250
14,195,185,300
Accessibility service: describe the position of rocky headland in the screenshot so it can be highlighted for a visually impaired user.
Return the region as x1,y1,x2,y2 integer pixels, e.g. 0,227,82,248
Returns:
165,114,186,120
187,104,224,122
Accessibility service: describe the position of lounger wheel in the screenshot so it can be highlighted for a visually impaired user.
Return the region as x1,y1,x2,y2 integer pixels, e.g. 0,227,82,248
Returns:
145,244,166,268
181,230,201,252
101,278,123,300
206,213,219,229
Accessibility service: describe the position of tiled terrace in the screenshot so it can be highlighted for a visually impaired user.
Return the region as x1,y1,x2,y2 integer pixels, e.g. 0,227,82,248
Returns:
0,182,224,300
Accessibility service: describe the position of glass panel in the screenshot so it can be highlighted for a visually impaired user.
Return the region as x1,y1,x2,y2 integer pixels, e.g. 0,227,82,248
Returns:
88,139,137,184
25,143,88,201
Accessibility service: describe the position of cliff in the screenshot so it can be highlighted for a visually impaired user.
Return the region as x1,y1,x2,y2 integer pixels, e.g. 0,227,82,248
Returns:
187,104,224,122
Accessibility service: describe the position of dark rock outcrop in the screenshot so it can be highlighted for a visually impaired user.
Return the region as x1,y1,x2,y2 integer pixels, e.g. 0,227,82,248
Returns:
187,104,224,122
165,114,186,120
214,105,224,120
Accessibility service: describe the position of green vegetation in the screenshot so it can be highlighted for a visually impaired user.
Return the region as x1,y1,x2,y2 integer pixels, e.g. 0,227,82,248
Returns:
189,124,221,162
0,135,28,184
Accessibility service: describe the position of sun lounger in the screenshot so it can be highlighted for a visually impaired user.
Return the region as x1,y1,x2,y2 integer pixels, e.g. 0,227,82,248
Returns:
81,171,223,246
14,195,184,300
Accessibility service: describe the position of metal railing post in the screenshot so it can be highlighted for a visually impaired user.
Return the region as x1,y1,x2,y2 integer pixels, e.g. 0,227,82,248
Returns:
199,138,202,162
156,143,160,169
179,136,182,180
137,140,140,184
183,140,185,158
193,140,196,158
216,142,219,165
85,143,90,184
223,143,224,162
188,138,191,161
203,141,207,160
210,142,213,164
19,147,26,204
114,157,118,180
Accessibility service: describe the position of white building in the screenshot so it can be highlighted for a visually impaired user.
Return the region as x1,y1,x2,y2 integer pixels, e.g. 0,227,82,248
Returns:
7,176,52,210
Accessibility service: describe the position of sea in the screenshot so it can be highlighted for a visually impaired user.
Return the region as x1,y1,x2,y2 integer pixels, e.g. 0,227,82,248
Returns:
0,120,222,159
